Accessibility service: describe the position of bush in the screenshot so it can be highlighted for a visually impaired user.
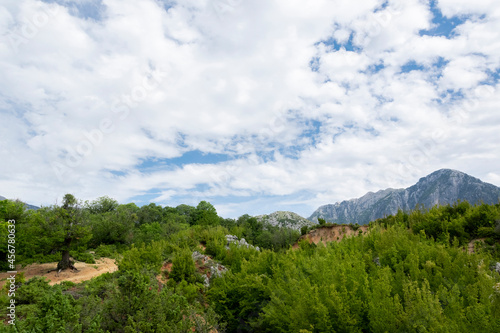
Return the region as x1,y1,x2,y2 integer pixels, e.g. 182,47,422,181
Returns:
485,237,496,246
82,272,116,299
477,227,496,238
205,236,227,260
170,248,196,283
118,241,163,274
176,280,200,303
350,223,360,231
14,276,51,305
93,244,118,258
70,249,95,264
301,226,309,235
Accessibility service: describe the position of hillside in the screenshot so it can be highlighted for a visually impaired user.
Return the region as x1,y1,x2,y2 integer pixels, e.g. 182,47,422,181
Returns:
1,195,500,332
309,169,500,224
256,211,314,230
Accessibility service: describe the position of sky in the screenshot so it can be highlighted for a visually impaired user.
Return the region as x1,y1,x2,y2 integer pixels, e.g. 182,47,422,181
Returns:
1,0,499,219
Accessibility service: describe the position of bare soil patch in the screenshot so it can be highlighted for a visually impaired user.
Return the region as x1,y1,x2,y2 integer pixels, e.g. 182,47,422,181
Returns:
156,262,173,285
0,258,118,288
293,225,370,249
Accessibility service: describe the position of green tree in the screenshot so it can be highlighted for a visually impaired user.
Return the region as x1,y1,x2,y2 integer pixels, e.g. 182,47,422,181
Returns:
137,202,164,225
89,204,136,246
193,201,220,226
43,194,92,271
85,196,119,214
175,204,197,225
0,199,28,270
170,248,196,283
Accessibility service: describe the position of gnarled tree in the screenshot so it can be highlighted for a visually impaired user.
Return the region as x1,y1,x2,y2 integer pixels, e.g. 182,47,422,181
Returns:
46,194,91,272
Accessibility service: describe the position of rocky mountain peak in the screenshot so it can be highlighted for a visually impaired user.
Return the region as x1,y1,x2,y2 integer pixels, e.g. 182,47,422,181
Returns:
256,211,313,230
309,169,500,225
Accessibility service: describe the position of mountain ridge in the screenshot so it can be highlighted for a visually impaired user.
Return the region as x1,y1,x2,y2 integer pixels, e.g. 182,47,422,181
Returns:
308,169,500,225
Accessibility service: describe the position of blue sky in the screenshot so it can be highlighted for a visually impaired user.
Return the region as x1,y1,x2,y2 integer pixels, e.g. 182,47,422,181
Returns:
1,0,500,218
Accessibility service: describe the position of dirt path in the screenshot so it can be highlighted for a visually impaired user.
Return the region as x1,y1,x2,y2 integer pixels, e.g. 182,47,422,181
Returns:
0,258,118,288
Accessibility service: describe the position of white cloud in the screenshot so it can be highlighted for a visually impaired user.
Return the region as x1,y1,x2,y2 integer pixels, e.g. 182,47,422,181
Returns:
437,0,499,17
0,0,499,218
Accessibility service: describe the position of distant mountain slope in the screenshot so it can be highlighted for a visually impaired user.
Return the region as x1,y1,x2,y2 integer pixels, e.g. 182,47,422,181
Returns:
256,211,314,230
24,203,40,210
309,169,500,225
0,195,39,210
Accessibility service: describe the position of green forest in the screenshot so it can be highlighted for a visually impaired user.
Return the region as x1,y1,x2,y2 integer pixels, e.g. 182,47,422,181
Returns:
1,196,500,332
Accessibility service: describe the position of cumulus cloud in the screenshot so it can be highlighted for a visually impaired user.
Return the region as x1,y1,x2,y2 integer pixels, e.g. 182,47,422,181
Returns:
0,0,499,218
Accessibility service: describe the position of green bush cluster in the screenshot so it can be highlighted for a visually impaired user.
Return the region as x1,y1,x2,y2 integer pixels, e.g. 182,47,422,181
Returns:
209,225,500,332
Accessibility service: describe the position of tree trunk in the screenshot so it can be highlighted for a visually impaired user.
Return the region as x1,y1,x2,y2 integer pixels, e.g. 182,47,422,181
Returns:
58,250,72,270
56,238,77,271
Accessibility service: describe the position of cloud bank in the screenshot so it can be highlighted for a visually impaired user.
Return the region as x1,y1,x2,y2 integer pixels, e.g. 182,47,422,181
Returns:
1,0,499,217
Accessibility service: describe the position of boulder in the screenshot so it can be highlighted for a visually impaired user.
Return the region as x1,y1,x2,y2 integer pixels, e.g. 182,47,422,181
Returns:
225,234,260,251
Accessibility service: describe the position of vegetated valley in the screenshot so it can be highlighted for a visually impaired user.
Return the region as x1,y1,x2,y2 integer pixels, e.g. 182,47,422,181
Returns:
1,195,500,332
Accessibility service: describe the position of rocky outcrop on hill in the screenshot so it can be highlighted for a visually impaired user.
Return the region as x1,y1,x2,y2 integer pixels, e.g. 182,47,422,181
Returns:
192,251,227,287
225,235,260,251
309,169,500,225
256,211,314,230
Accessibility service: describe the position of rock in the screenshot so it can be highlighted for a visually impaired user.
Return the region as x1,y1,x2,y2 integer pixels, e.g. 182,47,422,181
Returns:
210,263,227,279
226,235,239,243
256,211,314,230
225,234,260,251
239,238,249,247
490,262,500,274
192,251,207,262
191,251,227,287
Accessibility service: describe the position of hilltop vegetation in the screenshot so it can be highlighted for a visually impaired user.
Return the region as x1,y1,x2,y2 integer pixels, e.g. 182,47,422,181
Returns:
1,197,500,332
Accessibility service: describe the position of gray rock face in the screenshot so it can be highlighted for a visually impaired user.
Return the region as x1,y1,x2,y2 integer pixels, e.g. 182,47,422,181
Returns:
256,211,314,230
309,169,500,225
225,234,260,251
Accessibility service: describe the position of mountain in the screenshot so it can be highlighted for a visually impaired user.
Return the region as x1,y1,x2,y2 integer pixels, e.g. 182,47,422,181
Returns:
309,169,500,225
256,211,314,230
0,195,39,210
24,203,40,210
